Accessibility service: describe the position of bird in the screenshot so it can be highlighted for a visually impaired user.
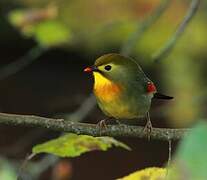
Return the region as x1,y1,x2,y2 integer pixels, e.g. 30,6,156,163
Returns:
84,53,173,131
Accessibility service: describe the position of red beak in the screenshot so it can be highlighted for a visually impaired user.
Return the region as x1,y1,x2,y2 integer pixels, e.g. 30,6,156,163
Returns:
84,67,93,73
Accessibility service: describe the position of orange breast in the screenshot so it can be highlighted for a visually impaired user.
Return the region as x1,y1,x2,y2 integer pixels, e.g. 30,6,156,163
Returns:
93,72,122,102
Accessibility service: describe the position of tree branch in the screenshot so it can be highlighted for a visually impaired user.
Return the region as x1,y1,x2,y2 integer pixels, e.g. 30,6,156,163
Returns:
153,0,200,62
0,112,188,141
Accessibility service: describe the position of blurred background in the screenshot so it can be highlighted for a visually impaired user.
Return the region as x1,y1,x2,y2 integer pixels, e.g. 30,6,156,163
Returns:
0,0,206,179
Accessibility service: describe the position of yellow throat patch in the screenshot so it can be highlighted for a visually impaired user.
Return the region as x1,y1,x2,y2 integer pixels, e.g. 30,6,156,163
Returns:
93,72,122,102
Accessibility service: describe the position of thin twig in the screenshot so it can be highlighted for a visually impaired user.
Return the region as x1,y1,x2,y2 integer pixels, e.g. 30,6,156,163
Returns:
120,0,171,56
17,153,36,180
17,154,58,180
166,137,172,178
0,112,188,141
0,45,46,80
168,139,172,167
153,0,200,62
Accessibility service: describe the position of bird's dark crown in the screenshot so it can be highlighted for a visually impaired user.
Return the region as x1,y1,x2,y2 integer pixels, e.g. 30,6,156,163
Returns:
94,53,135,67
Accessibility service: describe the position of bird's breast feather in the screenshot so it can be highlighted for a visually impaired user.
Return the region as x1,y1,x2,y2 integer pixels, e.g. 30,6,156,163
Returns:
93,72,122,102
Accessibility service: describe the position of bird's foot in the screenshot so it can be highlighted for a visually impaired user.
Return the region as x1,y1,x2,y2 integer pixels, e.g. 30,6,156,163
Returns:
97,119,107,129
143,112,153,140
96,119,108,135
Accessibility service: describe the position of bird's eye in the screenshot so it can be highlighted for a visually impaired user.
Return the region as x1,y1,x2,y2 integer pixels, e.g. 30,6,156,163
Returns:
104,65,112,71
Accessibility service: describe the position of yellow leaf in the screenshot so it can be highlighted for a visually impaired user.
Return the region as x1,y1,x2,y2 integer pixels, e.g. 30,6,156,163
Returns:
118,167,167,180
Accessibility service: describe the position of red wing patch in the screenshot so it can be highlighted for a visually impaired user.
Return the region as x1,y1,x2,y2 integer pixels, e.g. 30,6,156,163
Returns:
147,82,157,93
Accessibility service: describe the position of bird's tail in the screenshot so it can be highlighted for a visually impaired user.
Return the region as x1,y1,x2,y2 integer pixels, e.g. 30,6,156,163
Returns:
153,93,173,100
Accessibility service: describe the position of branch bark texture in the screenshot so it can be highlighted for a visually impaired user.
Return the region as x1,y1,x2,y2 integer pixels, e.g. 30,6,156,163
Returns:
0,113,188,141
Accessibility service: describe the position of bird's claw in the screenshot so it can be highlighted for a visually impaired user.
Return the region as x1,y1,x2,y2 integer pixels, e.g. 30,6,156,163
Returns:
96,119,107,135
143,115,153,140
97,119,107,129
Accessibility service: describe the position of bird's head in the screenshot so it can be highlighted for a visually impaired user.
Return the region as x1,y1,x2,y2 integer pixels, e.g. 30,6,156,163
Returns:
84,53,143,85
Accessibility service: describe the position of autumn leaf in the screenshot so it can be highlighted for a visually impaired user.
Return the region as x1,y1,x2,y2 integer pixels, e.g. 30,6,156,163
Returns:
118,167,166,180
33,133,131,157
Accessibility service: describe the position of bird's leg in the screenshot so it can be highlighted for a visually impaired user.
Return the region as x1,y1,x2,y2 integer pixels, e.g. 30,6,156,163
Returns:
143,112,153,139
96,118,111,135
97,119,108,129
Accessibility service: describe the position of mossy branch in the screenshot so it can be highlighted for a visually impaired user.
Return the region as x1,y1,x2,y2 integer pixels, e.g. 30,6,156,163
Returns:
0,112,188,141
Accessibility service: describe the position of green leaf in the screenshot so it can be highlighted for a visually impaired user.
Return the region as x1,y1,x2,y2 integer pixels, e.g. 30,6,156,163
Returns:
8,9,72,47
34,21,72,46
8,9,38,37
168,121,207,180
8,10,25,27
32,133,131,157
118,167,166,180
